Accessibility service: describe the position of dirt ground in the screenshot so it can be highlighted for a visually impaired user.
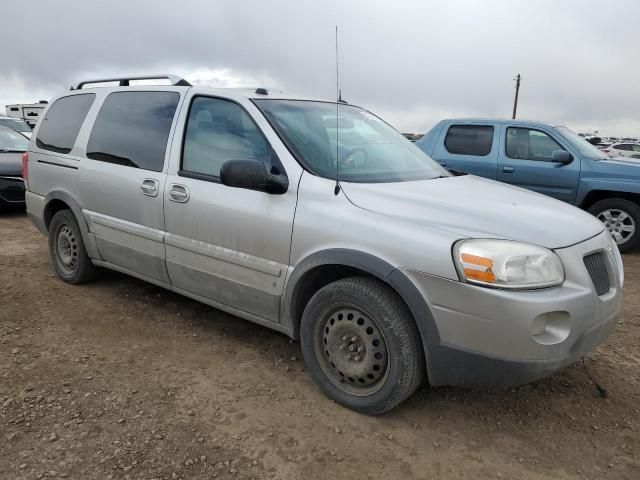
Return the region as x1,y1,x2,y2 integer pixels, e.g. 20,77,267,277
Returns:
1,211,639,480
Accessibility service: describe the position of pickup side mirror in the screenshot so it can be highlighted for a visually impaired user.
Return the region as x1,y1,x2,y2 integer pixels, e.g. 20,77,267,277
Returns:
220,159,288,194
551,150,573,164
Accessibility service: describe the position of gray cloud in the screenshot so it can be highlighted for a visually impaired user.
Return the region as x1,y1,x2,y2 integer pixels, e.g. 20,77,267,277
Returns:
2,0,639,135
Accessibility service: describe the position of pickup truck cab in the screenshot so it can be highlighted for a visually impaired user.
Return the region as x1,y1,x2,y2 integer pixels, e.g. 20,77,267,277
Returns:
417,119,640,252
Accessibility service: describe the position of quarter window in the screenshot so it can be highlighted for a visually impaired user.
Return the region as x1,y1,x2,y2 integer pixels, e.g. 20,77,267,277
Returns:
36,94,95,154
87,91,180,172
181,97,270,178
444,125,494,156
506,127,564,161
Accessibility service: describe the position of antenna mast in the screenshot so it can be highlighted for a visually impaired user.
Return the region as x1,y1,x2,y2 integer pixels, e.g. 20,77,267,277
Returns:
334,25,341,195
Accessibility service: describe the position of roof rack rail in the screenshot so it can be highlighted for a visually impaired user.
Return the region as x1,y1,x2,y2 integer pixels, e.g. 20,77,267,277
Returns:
70,74,192,90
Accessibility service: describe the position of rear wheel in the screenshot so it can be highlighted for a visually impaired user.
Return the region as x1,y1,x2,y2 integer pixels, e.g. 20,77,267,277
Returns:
300,277,424,415
588,198,640,253
48,210,99,283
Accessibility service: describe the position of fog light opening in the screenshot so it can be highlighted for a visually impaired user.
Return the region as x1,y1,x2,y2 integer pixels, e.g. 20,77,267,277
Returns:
531,311,570,345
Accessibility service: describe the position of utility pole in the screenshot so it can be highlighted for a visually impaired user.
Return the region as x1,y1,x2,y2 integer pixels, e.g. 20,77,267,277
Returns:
512,73,521,119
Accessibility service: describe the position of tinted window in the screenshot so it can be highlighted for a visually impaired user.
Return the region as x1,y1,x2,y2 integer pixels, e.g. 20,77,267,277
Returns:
616,144,632,151
36,94,95,153
87,91,179,172
444,125,494,156
182,96,270,177
506,127,563,161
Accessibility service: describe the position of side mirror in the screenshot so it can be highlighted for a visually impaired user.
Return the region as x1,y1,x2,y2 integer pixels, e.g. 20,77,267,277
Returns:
551,150,573,164
220,159,288,194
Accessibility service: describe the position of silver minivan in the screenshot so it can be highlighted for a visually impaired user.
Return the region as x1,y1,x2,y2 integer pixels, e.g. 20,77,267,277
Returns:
24,75,623,414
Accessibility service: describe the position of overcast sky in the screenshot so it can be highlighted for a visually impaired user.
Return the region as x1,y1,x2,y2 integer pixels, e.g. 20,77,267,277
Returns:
2,0,638,136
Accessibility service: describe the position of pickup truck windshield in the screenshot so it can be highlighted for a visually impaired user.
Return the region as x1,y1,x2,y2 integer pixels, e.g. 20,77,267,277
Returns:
255,99,449,183
554,126,608,160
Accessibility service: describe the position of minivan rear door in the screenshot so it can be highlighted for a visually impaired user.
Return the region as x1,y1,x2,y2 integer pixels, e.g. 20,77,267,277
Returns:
78,89,183,283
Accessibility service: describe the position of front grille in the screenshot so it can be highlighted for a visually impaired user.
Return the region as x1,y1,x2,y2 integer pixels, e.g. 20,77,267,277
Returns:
583,252,611,296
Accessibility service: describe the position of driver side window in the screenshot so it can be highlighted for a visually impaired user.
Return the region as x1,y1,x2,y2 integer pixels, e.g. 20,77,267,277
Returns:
506,127,564,161
182,97,270,178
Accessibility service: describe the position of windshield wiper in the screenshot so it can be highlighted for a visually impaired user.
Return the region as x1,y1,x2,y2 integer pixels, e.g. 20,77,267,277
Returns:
0,149,26,153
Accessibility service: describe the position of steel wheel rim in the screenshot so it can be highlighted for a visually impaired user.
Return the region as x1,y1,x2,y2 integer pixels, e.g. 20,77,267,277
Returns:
313,304,390,397
597,208,636,245
55,224,78,275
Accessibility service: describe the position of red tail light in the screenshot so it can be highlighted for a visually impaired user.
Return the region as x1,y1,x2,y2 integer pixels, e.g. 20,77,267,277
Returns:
603,149,610,153
21,152,29,189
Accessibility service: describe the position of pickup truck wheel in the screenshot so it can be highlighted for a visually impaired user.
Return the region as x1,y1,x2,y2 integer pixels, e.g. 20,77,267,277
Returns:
300,276,424,415
48,210,99,284
588,198,640,253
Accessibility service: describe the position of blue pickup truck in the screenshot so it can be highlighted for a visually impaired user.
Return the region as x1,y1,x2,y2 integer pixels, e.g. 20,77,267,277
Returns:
416,119,640,252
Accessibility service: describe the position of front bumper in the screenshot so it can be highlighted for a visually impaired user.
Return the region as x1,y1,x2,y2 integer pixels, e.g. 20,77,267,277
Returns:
0,176,26,207
404,230,623,388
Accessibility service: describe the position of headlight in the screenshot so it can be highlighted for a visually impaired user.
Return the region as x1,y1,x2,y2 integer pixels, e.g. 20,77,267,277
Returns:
453,239,565,290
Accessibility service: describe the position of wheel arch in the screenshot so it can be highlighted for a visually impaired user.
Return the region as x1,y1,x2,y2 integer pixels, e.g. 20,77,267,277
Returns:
580,189,640,210
43,190,101,259
282,249,440,377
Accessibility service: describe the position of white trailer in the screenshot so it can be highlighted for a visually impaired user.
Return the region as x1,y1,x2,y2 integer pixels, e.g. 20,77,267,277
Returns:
5,101,48,128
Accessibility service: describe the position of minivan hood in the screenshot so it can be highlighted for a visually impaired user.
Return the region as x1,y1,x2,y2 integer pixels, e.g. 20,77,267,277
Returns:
341,175,604,249
0,152,22,177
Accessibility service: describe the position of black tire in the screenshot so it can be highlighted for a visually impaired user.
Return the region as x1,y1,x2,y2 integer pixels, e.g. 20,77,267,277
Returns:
300,276,424,415
588,198,640,253
48,209,99,284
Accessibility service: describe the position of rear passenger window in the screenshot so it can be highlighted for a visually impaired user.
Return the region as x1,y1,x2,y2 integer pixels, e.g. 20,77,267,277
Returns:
444,125,494,156
87,91,180,172
36,94,95,154
181,96,270,178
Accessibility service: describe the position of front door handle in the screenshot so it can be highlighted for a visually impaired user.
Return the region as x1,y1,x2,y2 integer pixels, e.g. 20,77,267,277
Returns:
140,179,159,197
503,166,515,174
168,183,190,203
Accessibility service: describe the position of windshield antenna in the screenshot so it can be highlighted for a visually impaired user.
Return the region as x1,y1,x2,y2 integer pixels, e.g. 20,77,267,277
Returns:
334,25,341,196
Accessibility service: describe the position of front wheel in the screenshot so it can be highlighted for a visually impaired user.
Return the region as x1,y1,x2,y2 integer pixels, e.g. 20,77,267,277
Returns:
300,277,424,415
588,198,640,253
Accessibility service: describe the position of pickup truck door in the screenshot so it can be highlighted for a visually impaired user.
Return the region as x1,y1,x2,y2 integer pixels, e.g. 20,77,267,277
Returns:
430,123,499,179
497,125,580,204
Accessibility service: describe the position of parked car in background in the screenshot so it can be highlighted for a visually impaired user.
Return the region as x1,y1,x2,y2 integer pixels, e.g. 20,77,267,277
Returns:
0,116,33,138
417,119,640,252
5,101,48,128
23,75,622,414
602,142,640,159
0,126,28,208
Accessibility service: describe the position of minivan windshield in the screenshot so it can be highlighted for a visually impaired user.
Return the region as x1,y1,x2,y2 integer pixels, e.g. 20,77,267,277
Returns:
255,100,449,183
554,126,609,160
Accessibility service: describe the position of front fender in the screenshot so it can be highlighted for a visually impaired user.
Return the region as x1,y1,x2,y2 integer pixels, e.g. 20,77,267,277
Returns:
282,248,441,379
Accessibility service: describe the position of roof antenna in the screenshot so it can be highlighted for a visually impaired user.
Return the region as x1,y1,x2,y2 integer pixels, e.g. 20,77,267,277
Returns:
334,25,341,196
